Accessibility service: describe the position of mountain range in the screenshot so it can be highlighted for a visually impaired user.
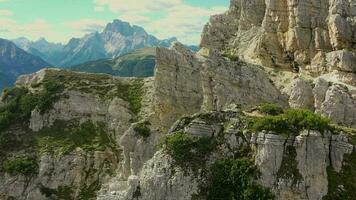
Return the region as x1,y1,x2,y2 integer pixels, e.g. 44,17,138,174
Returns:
13,19,188,67
0,38,51,90
1,19,199,91
69,47,156,77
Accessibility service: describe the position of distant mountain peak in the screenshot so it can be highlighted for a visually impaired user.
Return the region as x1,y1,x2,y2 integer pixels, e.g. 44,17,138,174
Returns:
0,38,51,90
103,19,147,37
11,19,195,67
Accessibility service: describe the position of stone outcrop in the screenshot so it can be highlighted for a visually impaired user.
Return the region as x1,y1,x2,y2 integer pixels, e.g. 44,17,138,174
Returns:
153,43,288,131
0,150,118,200
98,110,355,200
201,0,356,78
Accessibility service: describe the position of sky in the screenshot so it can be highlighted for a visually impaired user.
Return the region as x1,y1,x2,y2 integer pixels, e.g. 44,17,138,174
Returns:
0,0,229,45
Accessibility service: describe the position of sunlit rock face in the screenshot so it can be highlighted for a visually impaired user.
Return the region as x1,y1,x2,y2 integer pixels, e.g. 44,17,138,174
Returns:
1,0,356,200
201,0,356,74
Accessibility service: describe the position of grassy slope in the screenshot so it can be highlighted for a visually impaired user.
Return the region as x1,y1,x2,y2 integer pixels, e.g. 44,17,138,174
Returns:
69,47,156,77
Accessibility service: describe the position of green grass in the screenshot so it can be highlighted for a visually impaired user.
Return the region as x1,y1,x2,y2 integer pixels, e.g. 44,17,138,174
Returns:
222,52,240,62
1,155,38,175
249,108,331,135
36,120,117,155
134,121,151,139
112,79,144,115
39,185,75,200
0,81,62,132
258,103,284,116
163,132,217,169
204,157,274,200
277,146,303,186
78,181,101,200
70,47,156,78
324,152,356,200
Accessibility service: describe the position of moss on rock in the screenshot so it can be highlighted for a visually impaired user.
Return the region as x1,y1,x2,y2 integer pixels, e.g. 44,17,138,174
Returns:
277,145,303,186
1,155,38,175
36,120,117,155
324,151,356,200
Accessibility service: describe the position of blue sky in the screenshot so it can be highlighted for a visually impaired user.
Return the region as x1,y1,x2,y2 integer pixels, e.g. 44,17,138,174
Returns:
0,0,229,44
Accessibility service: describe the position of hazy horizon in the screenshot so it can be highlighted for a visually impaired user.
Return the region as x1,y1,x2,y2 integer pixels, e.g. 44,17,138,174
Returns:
0,0,229,45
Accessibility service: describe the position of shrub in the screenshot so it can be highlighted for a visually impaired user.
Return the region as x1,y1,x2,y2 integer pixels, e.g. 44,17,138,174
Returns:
222,53,240,62
0,81,63,132
284,109,330,133
277,146,303,185
258,103,284,115
250,115,289,134
324,152,356,200
1,155,38,175
127,80,144,114
164,132,216,168
134,121,151,139
249,108,331,135
39,185,74,200
206,157,274,200
113,80,144,115
36,120,117,155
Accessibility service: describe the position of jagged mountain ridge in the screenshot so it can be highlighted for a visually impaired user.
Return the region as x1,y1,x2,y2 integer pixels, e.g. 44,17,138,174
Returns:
0,0,356,199
0,38,51,91
13,20,191,67
69,47,156,77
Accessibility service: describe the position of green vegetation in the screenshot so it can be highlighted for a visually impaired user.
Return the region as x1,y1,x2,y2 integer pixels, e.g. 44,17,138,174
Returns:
330,125,356,145
249,108,331,135
126,80,144,114
222,52,240,62
277,146,303,186
134,121,151,139
324,152,356,200
36,120,117,155
1,155,38,175
205,157,274,200
163,132,217,169
70,47,156,77
258,103,284,116
112,79,144,114
78,181,101,200
40,185,75,200
0,80,63,132
30,69,145,115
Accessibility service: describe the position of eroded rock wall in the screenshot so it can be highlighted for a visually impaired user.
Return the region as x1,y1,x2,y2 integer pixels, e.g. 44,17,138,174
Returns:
202,0,356,75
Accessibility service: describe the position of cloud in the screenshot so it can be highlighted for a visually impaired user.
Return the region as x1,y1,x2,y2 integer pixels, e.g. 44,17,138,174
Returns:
94,0,227,44
0,18,64,42
0,17,108,43
94,0,182,13
0,9,13,16
147,5,226,44
64,19,107,35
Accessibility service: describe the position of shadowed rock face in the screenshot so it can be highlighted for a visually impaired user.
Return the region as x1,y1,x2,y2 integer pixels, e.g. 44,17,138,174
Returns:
0,38,51,90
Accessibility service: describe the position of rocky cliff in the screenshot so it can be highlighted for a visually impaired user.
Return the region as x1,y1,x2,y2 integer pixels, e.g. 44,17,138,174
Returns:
0,0,356,200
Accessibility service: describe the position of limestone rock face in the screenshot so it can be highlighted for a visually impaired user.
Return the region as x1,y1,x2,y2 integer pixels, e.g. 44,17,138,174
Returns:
0,150,118,200
153,43,288,127
200,52,288,110
97,110,355,200
153,43,204,130
2,0,356,199
201,0,356,77
284,78,315,109
119,123,157,178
